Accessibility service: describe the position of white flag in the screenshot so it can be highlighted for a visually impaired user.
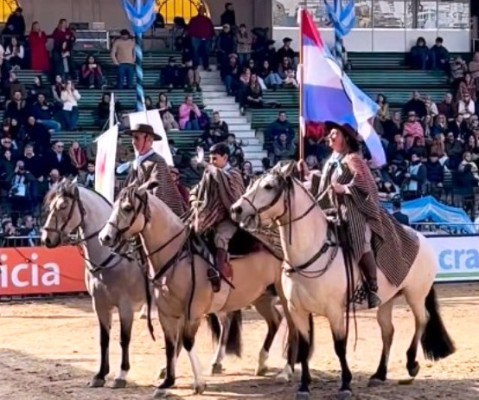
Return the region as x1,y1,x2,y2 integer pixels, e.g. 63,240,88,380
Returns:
109,92,115,128
95,124,119,203
128,109,174,166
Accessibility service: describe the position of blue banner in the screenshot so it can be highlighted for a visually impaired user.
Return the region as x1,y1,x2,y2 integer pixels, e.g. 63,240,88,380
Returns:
324,0,355,38
121,0,156,35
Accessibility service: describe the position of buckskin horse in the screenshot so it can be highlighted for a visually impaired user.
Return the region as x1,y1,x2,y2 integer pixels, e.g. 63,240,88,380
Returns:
98,184,297,398
230,162,455,400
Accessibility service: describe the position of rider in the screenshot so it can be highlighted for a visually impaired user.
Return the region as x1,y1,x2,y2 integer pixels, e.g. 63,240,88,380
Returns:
190,143,245,292
299,121,419,309
123,123,186,217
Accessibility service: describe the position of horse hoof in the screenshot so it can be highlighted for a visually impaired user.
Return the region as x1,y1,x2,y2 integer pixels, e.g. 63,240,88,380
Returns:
211,363,223,375
157,367,166,380
295,391,310,400
112,378,127,389
88,378,106,388
337,389,353,400
153,388,170,399
368,378,386,387
408,362,420,378
276,371,292,383
255,365,268,376
193,382,207,395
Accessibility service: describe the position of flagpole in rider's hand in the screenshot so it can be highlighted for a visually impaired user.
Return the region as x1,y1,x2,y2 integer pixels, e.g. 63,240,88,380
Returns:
297,9,305,181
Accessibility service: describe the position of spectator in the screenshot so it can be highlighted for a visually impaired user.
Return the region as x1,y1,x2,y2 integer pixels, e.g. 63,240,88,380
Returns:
111,29,135,89
244,73,263,112
392,199,410,226
48,168,61,190
236,24,252,67
458,93,475,120
188,6,215,71
220,2,236,29
25,116,51,156
216,24,236,71
259,59,282,89
426,152,445,188
468,52,479,83
22,144,45,208
222,54,240,95
376,94,390,123
60,80,81,130
17,215,38,246
403,111,424,149
33,93,61,133
277,56,294,81
437,92,457,122
431,114,448,138
457,73,476,102
388,134,408,166
144,95,154,110
179,95,201,130
402,91,427,119
181,58,201,92
8,159,34,221
170,17,188,52
424,95,439,120
51,19,76,79
28,21,50,72
51,74,65,104
409,136,428,160
2,7,25,40
458,152,479,184
4,37,25,70
46,141,72,177
69,141,87,176
445,131,464,169
226,133,244,164
276,37,296,68
80,55,105,89
0,149,15,193
283,68,299,88
273,132,295,163
429,37,450,72
448,114,468,138
266,111,295,144
449,56,467,89
181,155,204,188
80,161,95,189
241,160,254,186
403,153,427,200
96,92,122,129
157,93,179,130
4,71,26,100
27,76,49,107
5,90,27,127
161,56,181,89
409,37,429,70
169,166,189,207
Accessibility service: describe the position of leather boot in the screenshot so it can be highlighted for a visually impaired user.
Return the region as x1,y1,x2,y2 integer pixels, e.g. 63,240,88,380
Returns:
358,251,381,309
208,248,229,293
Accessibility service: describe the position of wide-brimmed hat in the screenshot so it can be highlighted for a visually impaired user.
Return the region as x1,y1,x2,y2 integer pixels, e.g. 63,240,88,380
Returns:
324,121,359,141
124,123,162,141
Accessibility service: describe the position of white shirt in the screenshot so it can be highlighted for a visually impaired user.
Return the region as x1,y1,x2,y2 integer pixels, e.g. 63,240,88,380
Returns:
61,89,81,111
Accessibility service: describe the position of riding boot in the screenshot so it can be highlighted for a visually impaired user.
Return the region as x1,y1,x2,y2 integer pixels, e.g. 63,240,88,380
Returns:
208,248,229,293
358,251,381,309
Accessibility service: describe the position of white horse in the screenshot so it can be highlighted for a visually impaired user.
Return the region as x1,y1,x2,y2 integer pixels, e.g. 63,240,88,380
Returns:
231,162,455,400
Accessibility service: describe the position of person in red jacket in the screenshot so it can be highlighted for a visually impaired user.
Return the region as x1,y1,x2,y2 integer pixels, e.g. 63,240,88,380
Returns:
28,22,50,72
188,6,215,71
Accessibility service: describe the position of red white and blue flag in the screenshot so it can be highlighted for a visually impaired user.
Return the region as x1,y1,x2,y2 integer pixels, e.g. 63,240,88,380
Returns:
300,9,386,167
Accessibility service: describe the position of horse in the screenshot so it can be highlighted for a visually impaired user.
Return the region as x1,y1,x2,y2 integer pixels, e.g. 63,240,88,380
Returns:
98,184,297,397
230,162,456,400
41,179,150,389
40,180,249,389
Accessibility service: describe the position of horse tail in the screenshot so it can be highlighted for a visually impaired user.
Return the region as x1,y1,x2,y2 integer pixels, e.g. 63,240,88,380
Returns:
421,286,456,360
225,310,243,357
206,313,221,345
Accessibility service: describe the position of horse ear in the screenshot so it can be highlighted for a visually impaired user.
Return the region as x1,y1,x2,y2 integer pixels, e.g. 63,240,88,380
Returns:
279,160,297,178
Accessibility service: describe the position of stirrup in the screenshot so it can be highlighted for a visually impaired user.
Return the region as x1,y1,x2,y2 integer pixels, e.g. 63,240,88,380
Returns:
367,291,381,309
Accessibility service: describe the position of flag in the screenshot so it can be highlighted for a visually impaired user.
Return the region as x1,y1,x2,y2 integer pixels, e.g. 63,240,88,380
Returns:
128,110,174,166
324,0,355,38
109,92,115,128
121,0,156,35
95,124,119,203
300,9,386,167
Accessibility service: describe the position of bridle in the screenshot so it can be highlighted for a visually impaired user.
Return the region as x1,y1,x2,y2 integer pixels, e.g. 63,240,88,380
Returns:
108,190,189,283
241,173,338,277
44,187,128,273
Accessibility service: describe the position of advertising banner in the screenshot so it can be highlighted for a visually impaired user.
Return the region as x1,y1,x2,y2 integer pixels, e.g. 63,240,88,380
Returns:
0,246,86,296
426,235,479,282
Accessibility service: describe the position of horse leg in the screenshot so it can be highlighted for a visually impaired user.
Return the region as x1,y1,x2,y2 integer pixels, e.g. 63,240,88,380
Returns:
369,299,395,387
295,312,314,400
209,312,230,375
89,300,112,388
328,312,353,399
154,315,179,398
183,319,207,395
253,293,282,376
112,303,134,389
404,291,428,379
157,337,182,380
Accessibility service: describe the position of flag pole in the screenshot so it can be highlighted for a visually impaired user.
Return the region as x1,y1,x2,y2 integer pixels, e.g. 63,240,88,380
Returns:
298,9,305,164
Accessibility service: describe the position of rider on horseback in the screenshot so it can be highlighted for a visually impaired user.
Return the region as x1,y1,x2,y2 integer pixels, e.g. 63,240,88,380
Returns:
189,143,245,292
300,121,418,309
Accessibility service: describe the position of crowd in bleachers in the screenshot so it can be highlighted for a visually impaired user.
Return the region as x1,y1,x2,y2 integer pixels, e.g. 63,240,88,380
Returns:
2,2,479,242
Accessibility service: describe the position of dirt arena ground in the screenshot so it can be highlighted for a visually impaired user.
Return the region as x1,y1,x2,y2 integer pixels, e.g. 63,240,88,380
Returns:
1,283,478,400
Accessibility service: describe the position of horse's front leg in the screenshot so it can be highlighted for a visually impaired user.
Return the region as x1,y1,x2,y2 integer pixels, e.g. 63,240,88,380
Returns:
112,302,134,389
89,299,113,388
209,312,230,375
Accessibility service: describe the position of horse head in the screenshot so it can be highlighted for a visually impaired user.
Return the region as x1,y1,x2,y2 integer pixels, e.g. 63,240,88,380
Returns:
231,160,297,230
41,178,86,248
99,183,151,248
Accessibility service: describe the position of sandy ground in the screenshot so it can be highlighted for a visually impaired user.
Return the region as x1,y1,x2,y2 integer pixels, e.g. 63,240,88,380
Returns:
0,283,478,400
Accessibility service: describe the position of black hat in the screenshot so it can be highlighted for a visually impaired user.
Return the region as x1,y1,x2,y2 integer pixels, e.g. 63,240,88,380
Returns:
124,123,162,141
324,121,359,141
120,29,130,36
283,37,293,43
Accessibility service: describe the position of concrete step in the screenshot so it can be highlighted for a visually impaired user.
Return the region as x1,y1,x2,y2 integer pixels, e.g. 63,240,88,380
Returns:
205,105,238,113
203,97,237,104
199,84,226,91
220,117,249,124
200,92,231,99
201,78,223,84
209,110,242,118
226,124,254,132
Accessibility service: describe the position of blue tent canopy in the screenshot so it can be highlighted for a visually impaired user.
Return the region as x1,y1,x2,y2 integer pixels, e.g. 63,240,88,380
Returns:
382,196,474,233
